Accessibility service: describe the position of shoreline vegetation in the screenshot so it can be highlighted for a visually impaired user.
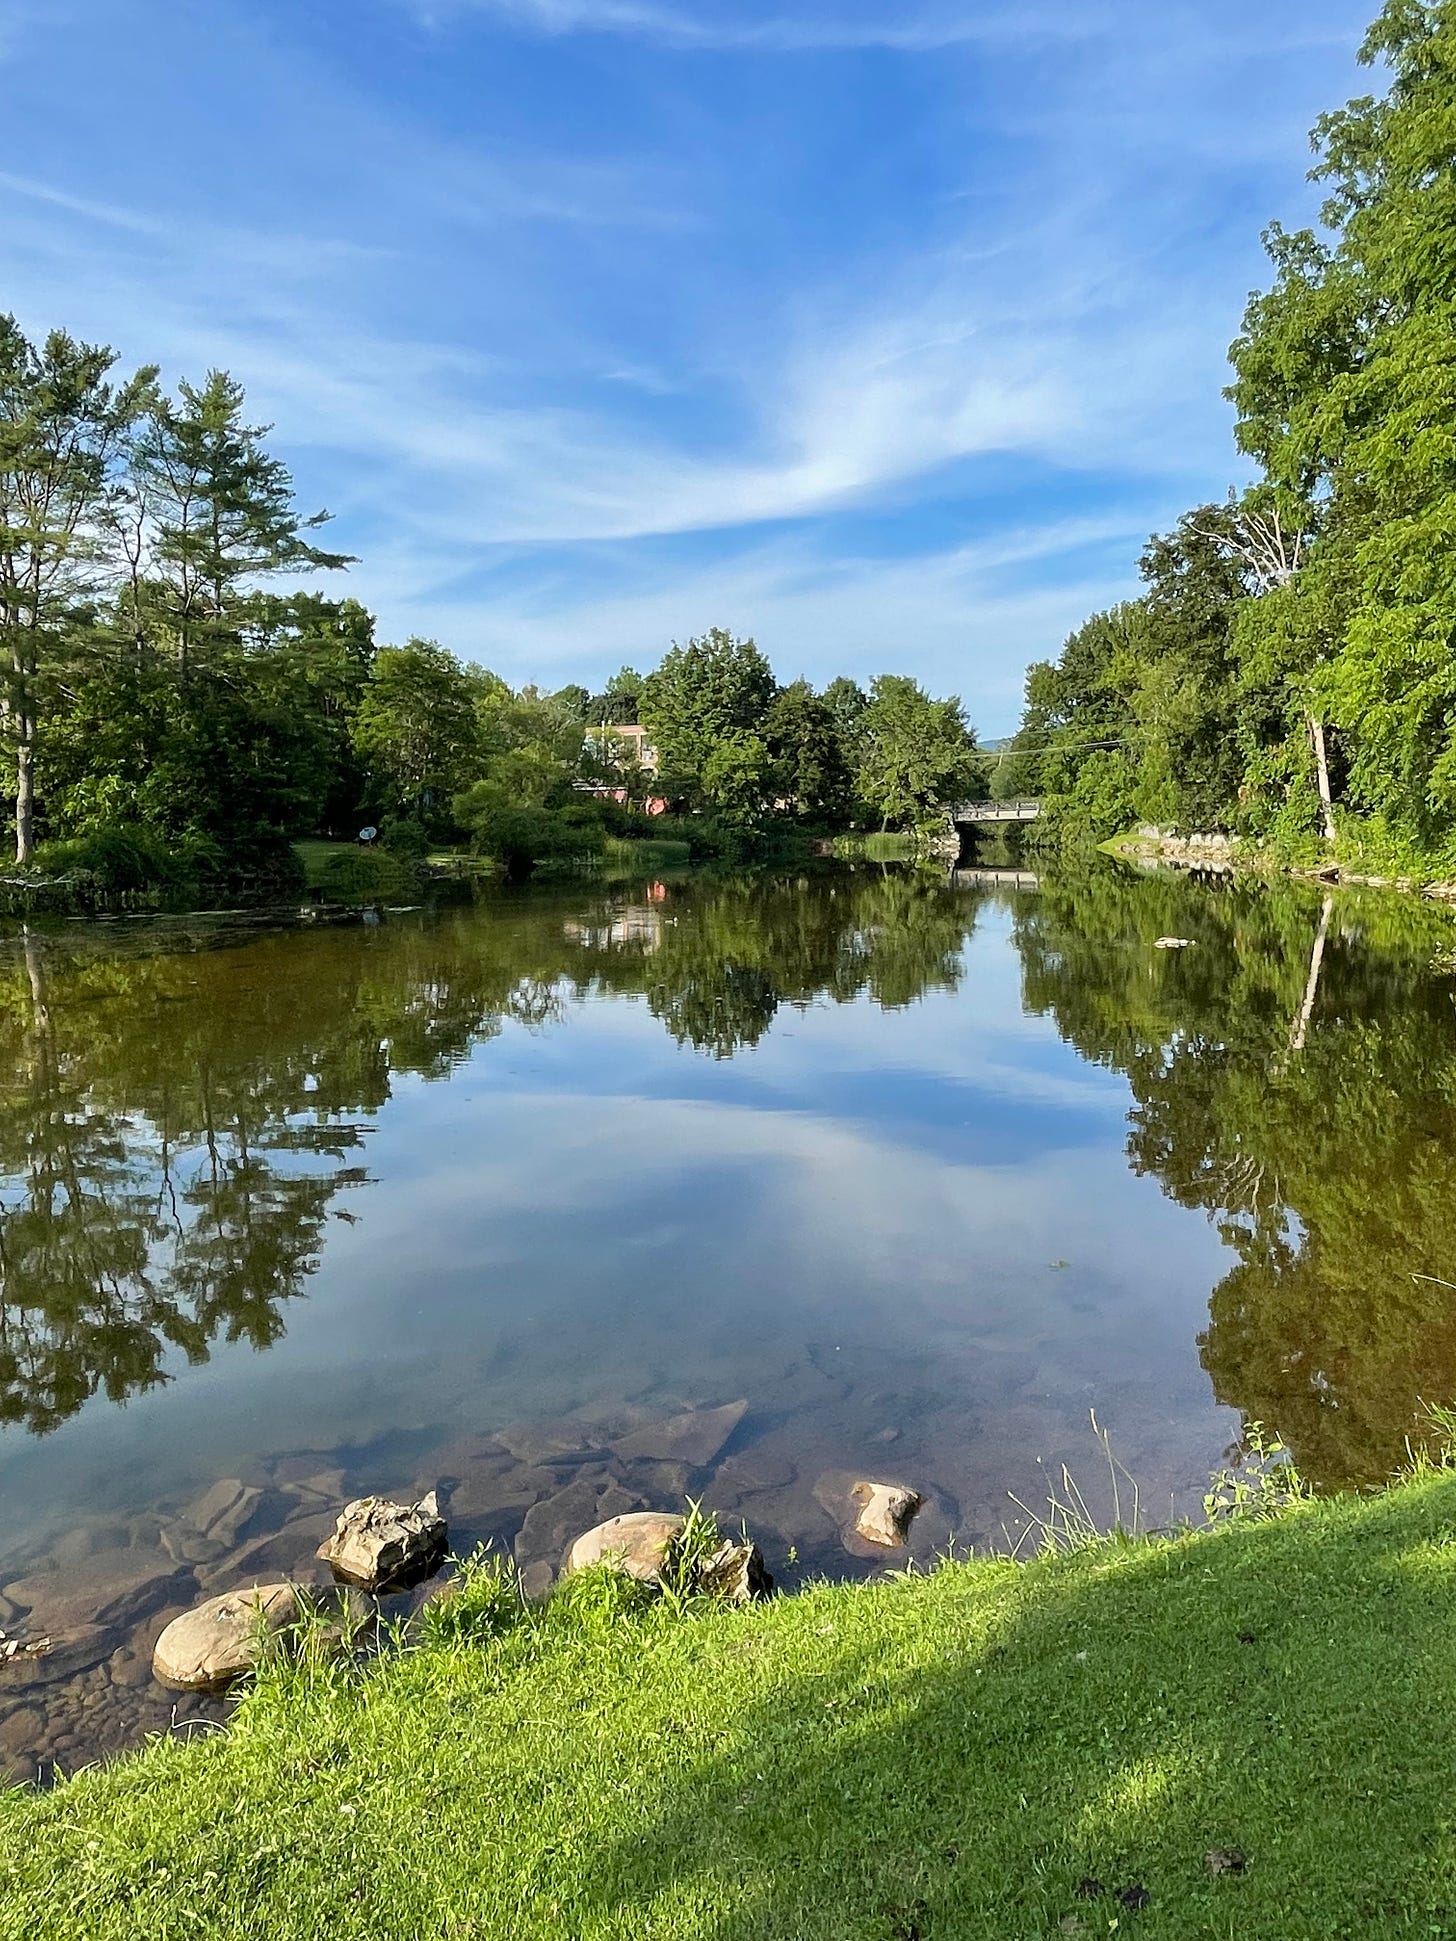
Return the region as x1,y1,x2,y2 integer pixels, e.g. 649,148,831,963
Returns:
6,1447,1456,1937
1102,827,1456,905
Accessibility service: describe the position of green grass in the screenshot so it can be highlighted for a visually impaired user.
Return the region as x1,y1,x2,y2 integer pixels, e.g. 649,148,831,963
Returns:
8,1474,1456,1938
829,831,920,862
292,840,357,889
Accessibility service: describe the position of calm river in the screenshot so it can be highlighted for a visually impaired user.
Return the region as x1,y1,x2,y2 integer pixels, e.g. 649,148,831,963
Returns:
3,860,1455,1780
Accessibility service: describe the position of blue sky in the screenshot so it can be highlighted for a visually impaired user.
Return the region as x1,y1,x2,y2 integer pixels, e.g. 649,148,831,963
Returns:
3,0,1375,730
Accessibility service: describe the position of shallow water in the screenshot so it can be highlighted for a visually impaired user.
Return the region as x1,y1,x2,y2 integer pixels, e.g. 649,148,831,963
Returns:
3,860,1456,1780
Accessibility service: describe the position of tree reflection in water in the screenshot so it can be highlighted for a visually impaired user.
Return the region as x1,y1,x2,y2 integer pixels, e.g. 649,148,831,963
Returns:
7,862,1456,1492
1012,869,1456,1486
0,871,975,1435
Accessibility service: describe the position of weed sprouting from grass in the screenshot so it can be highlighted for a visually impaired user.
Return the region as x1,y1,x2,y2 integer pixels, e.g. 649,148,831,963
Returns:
548,1561,656,1635
1423,1401,1456,1456
1006,1410,1144,1558
239,1587,380,1720
1400,1399,1456,1479
416,1548,531,1649
1203,1422,1310,1524
658,1498,725,1615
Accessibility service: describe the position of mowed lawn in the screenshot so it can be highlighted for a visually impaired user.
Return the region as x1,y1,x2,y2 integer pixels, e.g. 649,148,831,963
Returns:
5,1475,1456,1939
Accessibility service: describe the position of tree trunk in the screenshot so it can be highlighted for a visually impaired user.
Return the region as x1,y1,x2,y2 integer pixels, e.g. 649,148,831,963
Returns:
1307,709,1336,845
14,719,34,865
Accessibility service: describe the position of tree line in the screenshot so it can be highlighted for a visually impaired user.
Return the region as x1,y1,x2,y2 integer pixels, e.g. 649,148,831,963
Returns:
999,0,1456,872
0,331,983,894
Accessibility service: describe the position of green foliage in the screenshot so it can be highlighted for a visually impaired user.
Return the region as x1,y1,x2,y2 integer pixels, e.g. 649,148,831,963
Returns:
852,673,984,831
350,641,481,830
587,665,645,726
1009,6,1456,865
378,814,433,861
764,680,852,821
601,835,693,875
639,629,778,819
30,825,182,895
455,782,605,881
1203,1424,1311,1524
416,1550,531,1649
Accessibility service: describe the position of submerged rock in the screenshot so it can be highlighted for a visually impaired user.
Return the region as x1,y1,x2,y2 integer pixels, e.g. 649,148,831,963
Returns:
852,1481,925,1548
610,1400,748,1468
316,1491,446,1591
186,1479,265,1548
151,1584,302,1691
515,1477,642,1571
0,1626,112,1688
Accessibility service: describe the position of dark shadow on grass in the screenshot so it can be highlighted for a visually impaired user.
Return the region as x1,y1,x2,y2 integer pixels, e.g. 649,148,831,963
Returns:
575,1477,1456,1939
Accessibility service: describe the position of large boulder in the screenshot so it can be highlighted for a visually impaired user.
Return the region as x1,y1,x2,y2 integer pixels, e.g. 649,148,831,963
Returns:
316,1491,446,1591
152,1584,302,1691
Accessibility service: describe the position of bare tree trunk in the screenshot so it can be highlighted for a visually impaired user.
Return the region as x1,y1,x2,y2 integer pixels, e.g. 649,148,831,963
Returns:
1308,709,1336,845
14,718,34,865
1289,894,1333,1056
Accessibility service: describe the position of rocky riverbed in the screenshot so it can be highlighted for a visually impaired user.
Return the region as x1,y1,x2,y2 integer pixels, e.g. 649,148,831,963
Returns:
0,1387,967,1786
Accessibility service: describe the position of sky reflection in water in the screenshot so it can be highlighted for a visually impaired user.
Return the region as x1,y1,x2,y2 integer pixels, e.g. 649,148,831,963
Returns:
4,862,1455,1569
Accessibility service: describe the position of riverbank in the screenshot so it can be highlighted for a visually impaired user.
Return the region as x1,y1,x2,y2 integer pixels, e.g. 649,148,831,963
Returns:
1102,826,1456,902
5,1467,1456,1939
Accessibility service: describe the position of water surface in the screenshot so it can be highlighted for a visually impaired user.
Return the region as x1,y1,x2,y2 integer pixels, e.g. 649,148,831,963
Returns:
3,862,1455,1779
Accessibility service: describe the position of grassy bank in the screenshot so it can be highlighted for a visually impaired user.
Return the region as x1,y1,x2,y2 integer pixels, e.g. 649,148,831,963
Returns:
7,1470,1456,1938
602,834,693,875
829,830,922,862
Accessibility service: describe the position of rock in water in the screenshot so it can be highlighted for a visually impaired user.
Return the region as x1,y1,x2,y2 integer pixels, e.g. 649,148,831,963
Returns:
565,1511,772,1602
152,1584,302,1691
609,1400,748,1467
565,1512,685,1584
852,1481,925,1548
316,1492,446,1590
186,1479,264,1548
695,1537,773,1604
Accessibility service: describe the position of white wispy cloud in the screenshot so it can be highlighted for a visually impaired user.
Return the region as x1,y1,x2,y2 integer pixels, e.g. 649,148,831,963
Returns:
369,522,1146,723
400,0,1076,52
0,0,1374,705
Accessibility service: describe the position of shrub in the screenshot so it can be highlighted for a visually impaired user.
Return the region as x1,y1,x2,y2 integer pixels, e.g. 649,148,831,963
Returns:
455,784,606,881
380,815,433,861
30,825,178,893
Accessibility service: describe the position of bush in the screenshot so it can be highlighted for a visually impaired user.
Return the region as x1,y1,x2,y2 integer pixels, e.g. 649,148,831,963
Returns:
207,836,308,904
380,815,433,861
455,783,606,881
30,825,179,893
601,836,693,875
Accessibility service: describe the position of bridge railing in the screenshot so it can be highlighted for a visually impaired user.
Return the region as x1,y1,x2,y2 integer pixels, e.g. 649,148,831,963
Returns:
950,798,1042,819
